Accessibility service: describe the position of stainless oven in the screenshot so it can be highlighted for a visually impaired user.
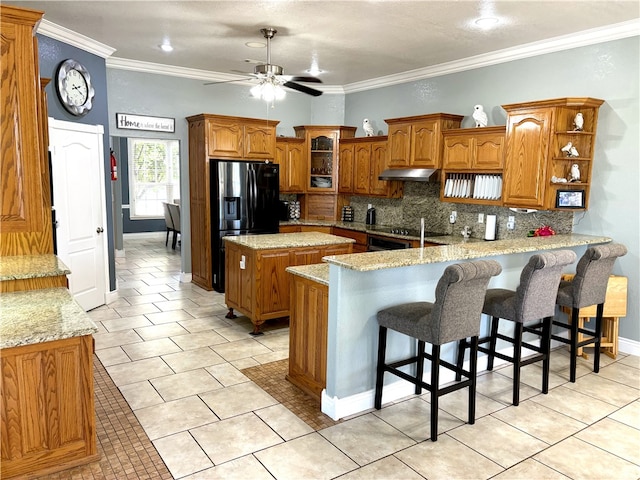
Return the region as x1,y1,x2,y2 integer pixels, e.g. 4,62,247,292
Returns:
367,234,412,251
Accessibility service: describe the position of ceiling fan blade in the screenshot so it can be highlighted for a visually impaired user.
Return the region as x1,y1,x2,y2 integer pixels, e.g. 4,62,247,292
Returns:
288,76,322,83
283,81,323,97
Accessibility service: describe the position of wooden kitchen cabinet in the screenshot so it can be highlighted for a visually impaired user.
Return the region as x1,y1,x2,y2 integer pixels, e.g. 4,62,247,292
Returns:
276,137,306,193
294,125,356,193
441,126,505,205
1,335,98,479
186,114,279,290
0,5,54,256
332,227,368,253
338,137,402,198
199,114,278,159
502,98,603,210
385,113,464,169
225,237,352,333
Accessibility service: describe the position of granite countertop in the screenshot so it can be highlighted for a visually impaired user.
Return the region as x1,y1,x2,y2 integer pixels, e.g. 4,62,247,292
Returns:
0,288,98,349
323,234,612,272
223,232,355,250
0,254,71,281
286,263,330,286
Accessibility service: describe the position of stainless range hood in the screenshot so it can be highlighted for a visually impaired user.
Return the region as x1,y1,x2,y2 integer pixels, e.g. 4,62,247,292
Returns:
378,168,439,182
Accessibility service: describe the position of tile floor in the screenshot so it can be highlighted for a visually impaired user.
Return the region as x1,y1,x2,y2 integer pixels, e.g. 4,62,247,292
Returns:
86,232,639,479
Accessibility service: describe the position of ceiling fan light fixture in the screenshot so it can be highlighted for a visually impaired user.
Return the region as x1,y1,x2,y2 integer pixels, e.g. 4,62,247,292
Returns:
250,79,286,102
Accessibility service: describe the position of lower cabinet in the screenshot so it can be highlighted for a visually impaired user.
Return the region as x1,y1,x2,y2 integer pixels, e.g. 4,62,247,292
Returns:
332,227,368,253
225,241,352,333
287,274,328,399
0,335,98,479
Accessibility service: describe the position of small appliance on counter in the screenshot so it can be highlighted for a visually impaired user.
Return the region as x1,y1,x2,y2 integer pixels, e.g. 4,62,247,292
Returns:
365,204,376,225
288,201,301,220
484,214,497,241
279,201,290,221
341,206,354,222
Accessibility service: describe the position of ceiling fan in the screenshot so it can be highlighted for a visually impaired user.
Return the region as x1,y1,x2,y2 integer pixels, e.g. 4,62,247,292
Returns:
207,27,323,100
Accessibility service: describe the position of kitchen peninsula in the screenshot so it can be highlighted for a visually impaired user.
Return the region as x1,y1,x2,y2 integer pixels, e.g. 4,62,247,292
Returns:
287,233,611,421
224,232,354,334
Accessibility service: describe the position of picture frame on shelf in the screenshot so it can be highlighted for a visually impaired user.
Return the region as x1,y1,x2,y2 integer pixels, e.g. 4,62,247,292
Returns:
556,189,585,209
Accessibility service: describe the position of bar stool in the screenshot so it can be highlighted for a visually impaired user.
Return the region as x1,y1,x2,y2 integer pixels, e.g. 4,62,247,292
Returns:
554,243,628,382
374,260,502,442
458,250,577,406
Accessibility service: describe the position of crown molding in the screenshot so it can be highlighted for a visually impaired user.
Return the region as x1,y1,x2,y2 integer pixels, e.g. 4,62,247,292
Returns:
38,18,638,92
343,19,640,93
37,19,116,58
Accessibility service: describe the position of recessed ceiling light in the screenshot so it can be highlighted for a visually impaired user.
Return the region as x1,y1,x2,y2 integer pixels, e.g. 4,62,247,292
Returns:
305,68,324,76
160,43,174,52
246,41,265,48
474,17,500,29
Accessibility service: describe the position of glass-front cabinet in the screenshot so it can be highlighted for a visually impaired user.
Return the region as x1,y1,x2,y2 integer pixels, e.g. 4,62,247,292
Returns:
294,126,357,193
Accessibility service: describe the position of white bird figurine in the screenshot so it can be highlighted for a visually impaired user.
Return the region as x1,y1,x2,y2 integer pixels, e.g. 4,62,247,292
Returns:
573,112,584,131
569,145,580,157
472,104,488,128
561,141,573,156
363,118,375,137
569,163,581,182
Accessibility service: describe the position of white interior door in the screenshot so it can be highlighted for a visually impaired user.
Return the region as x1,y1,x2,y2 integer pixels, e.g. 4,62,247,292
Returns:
49,118,107,311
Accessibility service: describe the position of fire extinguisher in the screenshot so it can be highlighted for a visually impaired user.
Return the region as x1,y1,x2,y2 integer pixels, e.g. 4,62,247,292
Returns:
110,149,118,181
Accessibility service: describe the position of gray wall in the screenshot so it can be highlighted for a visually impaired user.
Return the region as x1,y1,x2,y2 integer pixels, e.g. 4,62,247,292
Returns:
105,37,638,343
38,35,117,292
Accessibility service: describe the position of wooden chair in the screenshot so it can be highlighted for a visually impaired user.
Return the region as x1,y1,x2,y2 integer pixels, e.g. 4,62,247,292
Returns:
374,260,502,441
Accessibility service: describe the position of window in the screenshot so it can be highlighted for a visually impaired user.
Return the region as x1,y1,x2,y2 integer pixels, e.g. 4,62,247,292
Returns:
128,138,180,218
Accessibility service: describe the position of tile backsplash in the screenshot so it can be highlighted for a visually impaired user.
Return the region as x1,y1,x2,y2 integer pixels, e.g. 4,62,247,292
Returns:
347,181,574,240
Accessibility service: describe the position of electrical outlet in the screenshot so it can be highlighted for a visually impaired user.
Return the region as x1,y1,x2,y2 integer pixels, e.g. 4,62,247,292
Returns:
507,215,515,230
478,213,484,223
449,211,457,224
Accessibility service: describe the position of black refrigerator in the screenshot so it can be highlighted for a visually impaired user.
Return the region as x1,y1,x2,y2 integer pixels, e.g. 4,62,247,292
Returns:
211,159,280,292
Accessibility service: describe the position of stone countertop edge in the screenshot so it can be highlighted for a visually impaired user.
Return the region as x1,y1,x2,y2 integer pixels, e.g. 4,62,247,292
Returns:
0,288,98,349
287,263,330,286
223,232,355,250
0,254,71,281
323,234,612,272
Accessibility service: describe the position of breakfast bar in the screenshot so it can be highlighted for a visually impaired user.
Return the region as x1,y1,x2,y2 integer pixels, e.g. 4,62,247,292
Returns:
288,233,611,420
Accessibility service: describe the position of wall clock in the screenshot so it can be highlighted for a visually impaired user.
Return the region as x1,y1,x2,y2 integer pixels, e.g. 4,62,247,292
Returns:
55,58,95,116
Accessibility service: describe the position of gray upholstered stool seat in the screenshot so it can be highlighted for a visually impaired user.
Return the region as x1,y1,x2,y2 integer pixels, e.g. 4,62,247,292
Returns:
374,260,502,442
554,243,627,382
458,250,577,406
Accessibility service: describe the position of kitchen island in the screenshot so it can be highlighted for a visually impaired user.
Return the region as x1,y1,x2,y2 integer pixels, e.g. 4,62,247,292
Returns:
224,232,353,334
0,287,99,478
288,233,611,420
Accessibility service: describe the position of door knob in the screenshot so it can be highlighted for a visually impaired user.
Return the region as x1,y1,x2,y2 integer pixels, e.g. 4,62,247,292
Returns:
96,227,104,233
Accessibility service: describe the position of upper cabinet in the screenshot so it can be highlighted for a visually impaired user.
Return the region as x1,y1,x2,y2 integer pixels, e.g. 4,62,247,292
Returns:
294,126,356,193
275,137,306,193
502,98,603,210
339,136,402,198
440,126,505,205
0,5,53,256
385,113,464,169
189,114,279,160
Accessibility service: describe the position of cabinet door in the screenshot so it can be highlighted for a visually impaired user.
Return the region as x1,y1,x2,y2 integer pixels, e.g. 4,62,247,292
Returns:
503,110,552,208
412,120,439,168
442,135,472,169
245,124,275,159
0,7,53,256
275,141,289,192
473,134,504,169
322,244,352,256
287,141,306,193
256,250,290,318
369,141,390,196
338,144,354,194
387,124,411,167
207,121,243,158
353,143,371,195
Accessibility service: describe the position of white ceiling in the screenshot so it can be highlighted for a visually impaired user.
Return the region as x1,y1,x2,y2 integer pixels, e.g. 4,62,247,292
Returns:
11,1,640,90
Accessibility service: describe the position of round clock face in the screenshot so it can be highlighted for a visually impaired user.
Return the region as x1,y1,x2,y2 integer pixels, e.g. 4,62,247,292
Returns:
56,59,95,116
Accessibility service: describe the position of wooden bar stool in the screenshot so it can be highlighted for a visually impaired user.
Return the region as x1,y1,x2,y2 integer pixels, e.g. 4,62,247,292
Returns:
374,260,502,442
